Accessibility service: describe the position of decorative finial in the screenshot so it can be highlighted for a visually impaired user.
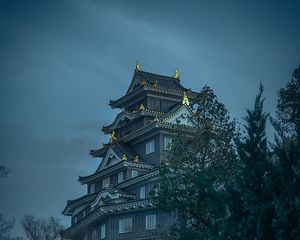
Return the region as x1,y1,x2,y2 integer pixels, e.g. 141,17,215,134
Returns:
174,69,180,79
134,155,139,162
182,92,190,106
134,60,141,71
109,131,117,144
121,154,127,161
154,116,159,122
141,79,147,86
139,103,145,110
152,81,159,88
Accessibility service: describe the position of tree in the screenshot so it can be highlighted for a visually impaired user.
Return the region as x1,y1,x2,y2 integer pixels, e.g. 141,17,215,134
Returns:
0,214,22,240
0,166,21,240
156,85,237,239
21,215,64,240
0,166,10,178
276,65,300,139
230,83,274,239
270,65,300,239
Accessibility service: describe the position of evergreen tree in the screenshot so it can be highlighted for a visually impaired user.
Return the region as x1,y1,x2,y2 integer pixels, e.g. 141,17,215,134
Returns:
156,85,237,240
271,65,300,239
233,83,274,240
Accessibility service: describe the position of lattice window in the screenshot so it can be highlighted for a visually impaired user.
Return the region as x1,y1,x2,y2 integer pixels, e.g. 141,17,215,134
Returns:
146,214,157,230
146,139,155,154
140,186,146,199
119,218,132,233
164,137,173,150
100,223,106,239
117,171,124,183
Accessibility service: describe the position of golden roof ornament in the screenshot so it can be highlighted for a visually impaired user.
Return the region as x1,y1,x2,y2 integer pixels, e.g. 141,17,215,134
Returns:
174,69,180,79
134,60,141,71
121,154,127,161
152,80,159,88
182,92,190,106
109,131,117,144
139,103,145,110
141,79,147,86
134,155,139,162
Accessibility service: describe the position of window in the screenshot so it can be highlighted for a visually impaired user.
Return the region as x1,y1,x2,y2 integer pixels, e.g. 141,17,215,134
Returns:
131,170,138,178
140,186,146,199
91,229,97,240
117,171,124,183
119,218,132,233
89,183,95,194
100,224,106,239
146,214,157,230
102,177,110,188
164,137,173,150
146,140,155,154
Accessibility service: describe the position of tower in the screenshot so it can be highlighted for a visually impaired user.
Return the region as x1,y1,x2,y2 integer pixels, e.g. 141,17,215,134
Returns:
61,65,198,240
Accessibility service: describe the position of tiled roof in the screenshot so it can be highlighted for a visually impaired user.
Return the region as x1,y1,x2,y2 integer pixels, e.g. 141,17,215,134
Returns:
61,199,155,237
62,193,96,215
126,70,189,94
102,108,164,133
111,141,138,160
78,158,155,184
90,141,140,160
109,70,198,109
160,101,195,122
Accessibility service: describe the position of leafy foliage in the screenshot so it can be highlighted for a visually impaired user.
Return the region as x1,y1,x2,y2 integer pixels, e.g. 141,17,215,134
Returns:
156,85,237,239
230,83,274,239
156,64,300,240
270,64,300,239
276,65,300,137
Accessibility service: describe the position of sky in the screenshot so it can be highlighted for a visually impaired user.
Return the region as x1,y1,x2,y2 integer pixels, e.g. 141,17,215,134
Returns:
0,0,299,237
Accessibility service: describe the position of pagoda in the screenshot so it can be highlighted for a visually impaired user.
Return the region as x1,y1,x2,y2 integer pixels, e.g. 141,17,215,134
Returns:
61,63,198,240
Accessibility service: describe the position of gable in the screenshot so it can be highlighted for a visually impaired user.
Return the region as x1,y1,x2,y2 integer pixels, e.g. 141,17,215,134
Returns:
102,111,133,134
97,147,121,172
90,189,135,208
162,106,196,127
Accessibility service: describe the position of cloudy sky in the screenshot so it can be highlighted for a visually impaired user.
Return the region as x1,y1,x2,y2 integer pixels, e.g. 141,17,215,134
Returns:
0,0,299,237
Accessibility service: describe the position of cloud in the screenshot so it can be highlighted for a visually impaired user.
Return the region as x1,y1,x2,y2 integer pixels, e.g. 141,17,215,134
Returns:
0,0,299,237
0,122,99,236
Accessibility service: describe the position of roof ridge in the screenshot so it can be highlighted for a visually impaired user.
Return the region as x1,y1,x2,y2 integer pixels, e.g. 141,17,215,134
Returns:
137,70,176,80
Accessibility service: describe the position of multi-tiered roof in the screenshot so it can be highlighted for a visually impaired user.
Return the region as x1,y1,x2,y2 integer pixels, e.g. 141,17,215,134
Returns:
61,64,198,239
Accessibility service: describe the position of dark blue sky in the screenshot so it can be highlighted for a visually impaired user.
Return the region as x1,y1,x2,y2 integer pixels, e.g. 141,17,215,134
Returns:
0,0,299,237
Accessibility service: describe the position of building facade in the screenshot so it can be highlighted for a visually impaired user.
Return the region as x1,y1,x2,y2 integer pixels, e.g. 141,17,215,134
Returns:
61,64,198,240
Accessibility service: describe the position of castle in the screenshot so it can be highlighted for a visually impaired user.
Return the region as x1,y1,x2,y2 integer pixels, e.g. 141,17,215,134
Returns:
61,63,198,240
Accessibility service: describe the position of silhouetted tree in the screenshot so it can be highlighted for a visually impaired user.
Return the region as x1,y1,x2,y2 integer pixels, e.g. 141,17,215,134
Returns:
270,65,300,239
0,214,22,240
229,84,275,239
156,85,237,239
21,215,63,240
0,166,21,240
0,166,10,178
